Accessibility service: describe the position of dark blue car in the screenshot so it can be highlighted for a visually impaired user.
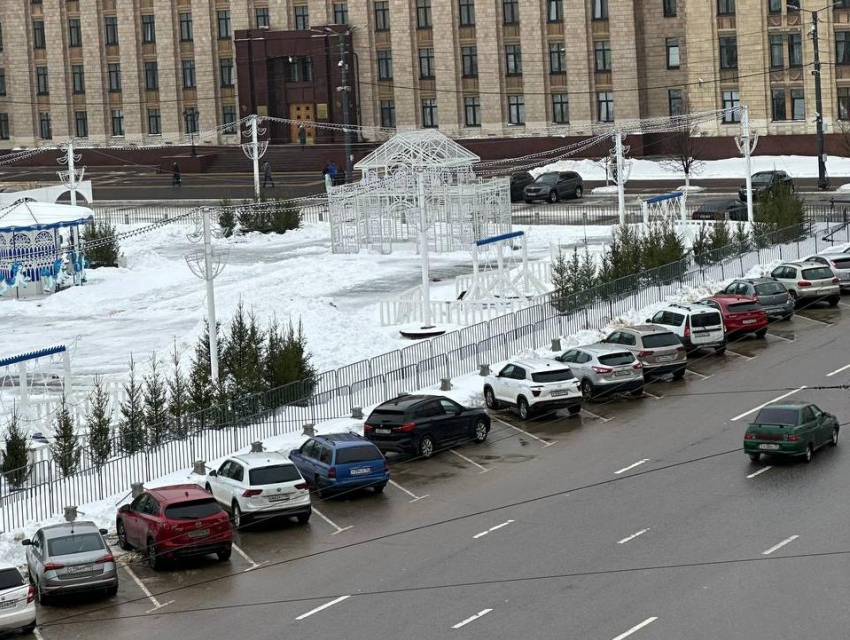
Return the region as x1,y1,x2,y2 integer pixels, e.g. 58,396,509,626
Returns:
288,433,390,498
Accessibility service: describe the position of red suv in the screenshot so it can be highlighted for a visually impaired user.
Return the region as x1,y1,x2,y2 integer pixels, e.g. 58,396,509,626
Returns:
699,294,769,337
116,485,232,570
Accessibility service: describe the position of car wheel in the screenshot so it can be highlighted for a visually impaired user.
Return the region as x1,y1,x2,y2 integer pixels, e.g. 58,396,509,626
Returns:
204,483,213,494
715,345,726,355
672,368,686,381
116,520,131,551
783,313,794,321
35,581,49,607
517,397,531,420
827,296,840,307
106,584,118,598
473,418,489,443
580,379,595,401
22,622,36,635
548,190,558,204
831,427,839,446
484,386,500,410
755,328,767,338
296,510,311,525
217,548,232,562
232,502,246,530
803,444,813,463
314,475,327,499
789,290,799,306
147,540,162,571
574,185,583,199
630,387,644,398
748,452,761,463
567,404,581,417
418,434,435,459
524,199,532,204
373,483,386,494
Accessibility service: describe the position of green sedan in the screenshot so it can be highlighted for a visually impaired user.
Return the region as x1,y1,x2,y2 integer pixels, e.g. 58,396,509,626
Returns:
744,401,839,463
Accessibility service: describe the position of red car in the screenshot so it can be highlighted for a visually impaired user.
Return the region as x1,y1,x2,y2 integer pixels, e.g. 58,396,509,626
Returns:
699,295,769,337
116,485,232,570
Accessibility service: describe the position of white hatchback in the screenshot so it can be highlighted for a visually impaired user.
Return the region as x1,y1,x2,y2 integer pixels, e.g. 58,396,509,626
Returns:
205,452,312,529
0,563,35,635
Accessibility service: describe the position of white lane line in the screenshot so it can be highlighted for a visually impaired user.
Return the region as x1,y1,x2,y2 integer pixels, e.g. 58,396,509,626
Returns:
826,362,850,377
766,332,795,343
614,459,649,475
685,369,711,380
492,416,557,447
725,349,755,361
388,479,429,503
581,408,612,422
312,507,353,535
794,314,833,327
641,390,663,400
451,608,493,629
295,595,351,621
617,528,650,544
473,519,515,539
612,617,659,640
32,629,44,640
449,449,489,473
746,466,773,479
838,301,850,309
731,386,807,421
232,543,266,572
762,535,799,555
122,565,174,613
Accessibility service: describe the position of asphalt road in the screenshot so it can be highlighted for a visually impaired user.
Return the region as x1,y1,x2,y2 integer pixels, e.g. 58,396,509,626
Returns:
30,295,850,640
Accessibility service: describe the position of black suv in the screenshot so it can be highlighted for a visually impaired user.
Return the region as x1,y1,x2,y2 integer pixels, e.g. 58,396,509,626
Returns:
364,394,490,459
510,172,534,202
738,171,794,202
524,171,583,203
692,198,747,221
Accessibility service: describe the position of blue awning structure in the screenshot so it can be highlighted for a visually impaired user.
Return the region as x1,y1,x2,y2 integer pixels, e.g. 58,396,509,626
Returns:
0,201,94,233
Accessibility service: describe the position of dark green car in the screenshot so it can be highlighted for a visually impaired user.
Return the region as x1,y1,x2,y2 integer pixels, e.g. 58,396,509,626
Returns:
744,401,839,463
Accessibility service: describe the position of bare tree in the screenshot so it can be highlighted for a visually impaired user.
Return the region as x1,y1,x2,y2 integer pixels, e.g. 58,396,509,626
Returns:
835,120,850,157
661,122,707,193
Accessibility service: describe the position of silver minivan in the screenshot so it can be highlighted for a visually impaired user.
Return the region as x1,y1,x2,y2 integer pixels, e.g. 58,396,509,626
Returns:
556,344,645,399
769,261,841,305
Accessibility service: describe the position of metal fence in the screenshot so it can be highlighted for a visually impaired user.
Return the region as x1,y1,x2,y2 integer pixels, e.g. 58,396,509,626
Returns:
92,201,329,227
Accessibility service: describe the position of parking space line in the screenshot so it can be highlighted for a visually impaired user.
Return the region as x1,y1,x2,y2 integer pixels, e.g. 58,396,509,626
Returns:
766,332,794,343
617,528,650,544
492,416,558,446
762,535,799,555
612,617,658,640
121,565,174,613
746,466,773,479
685,368,711,380
614,459,649,475
641,390,662,399
473,519,515,539
581,408,612,422
794,314,833,327
449,449,489,473
312,507,353,535
826,363,850,377
232,543,266,572
838,301,850,309
725,349,755,361
388,479,429,503
32,629,44,640
731,386,807,421
295,595,351,620
452,609,493,629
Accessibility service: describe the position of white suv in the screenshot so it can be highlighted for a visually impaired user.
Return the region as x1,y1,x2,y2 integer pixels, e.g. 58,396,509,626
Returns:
484,356,582,420
204,452,311,529
0,563,35,635
646,303,726,354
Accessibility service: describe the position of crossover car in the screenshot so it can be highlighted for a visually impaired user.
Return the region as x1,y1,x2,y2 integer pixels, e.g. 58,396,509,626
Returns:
691,199,747,221
744,401,838,463
365,395,489,459
484,357,582,419
802,253,850,292
0,564,35,635
556,344,644,400
769,261,841,306
523,171,583,203
510,172,535,202
738,170,794,202
289,434,390,495
721,278,794,321
646,303,726,354
599,326,687,380
699,295,769,337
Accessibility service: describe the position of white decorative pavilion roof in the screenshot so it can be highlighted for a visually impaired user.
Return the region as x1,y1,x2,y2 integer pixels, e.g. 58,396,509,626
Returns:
355,129,480,171
0,201,94,232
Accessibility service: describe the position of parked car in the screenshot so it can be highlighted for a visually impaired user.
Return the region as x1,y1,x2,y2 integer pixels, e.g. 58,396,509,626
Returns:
116,485,232,571
523,171,583,204
484,357,582,419
289,434,390,495
802,253,850,292
23,522,117,604
646,303,726,354
555,344,644,400
769,261,841,306
365,395,489,459
510,171,535,202
205,452,311,529
721,278,795,321
692,199,748,222
698,295,769,338
738,170,794,202
599,326,687,380
0,564,35,635
744,401,838,463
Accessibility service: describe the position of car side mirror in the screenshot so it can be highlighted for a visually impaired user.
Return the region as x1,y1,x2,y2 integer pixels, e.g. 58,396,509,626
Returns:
118,504,129,513
645,318,652,323
99,529,108,536
209,469,217,477
21,539,32,547
289,449,299,457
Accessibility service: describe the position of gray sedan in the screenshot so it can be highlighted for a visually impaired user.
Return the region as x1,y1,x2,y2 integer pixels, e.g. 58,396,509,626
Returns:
557,344,645,399
23,521,117,604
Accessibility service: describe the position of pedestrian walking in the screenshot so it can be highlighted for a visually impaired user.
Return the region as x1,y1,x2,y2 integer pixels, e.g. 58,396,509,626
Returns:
298,124,307,150
263,160,275,188
172,162,181,187
328,161,338,186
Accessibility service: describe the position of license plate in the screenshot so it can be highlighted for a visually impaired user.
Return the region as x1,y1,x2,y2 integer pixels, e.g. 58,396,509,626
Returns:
550,389,571,397
267,493,291,502
743,319,756,325
759,444,780,451
350,468,371,476
657,355,674,362
0,601,16,610
614,370,631,377
67,564,94,574
188,528,209,539
375,428,392,435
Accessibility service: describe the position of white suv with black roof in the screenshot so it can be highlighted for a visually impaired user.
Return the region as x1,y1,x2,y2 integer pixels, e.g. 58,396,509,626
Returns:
484,356,582,420
646,303,726,354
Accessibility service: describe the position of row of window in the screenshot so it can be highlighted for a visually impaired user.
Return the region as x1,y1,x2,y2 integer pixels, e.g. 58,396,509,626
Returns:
719,34,803,71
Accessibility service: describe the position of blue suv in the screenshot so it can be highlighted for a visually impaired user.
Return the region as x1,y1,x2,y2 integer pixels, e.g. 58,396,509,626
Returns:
288,433,390,497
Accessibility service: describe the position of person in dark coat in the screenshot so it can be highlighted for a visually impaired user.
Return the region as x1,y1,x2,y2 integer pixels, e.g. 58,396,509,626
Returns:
298,125,307,150
263,160,275,188
172,162,181,187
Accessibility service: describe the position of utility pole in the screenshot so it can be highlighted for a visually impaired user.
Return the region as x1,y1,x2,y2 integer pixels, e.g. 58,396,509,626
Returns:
417,170,433,330
737,105,757,224
251,115,260,200
67,140,77,207
614,132,626,225
812,10,829,190
337,31,353,183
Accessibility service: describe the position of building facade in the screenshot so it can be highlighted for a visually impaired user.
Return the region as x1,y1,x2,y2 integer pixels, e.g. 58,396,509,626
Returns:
0,0,849,148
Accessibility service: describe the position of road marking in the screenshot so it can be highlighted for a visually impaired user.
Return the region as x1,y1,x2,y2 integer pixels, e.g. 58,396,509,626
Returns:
766,332,795,343
793,313,833,327
122,565,174,613
312,507,353,535
612,617,659,640
838,301,850,309
746,466,773,479
762,535,799,555
617,528,650,544
451,609,493,629
614,459,649,475
685,368,711,380
473,519,515,539
33,629,44,640
641,390,662,399
232,543,266,572
492,416,557,446
581,408,612,422
295,595,350,620
449,449,489,473
826,363,850,377
731,386,807,421
724,349,755,360
388,479,429,503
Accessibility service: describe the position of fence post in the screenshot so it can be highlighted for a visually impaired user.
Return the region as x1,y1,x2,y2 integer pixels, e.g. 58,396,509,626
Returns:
47,462,54,516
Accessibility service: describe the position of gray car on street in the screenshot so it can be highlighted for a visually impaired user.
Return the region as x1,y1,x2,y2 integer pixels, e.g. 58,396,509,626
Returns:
599,325,688,380
721,278,795,320
556,344,645,400
23,521,117,604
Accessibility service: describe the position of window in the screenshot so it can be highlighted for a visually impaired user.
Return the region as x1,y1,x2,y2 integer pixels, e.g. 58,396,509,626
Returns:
182,60,196,88
839,87,850,119
666,38,680,69
69,18,82,47
0,114,8,141
249,464,303,485
220,58,234,87
837,32,850,65
300,56,313,82
75,111,88,138
108,63,121,92
256,7,271,28
595,41,612,72
465,96,481,127
39,112,51,140
218,10,231,38
0,69,4,96
788,32,802,67
461,46,478,77
719,36,737,69
145,61,158,90
0,23,3,52
549,42,566,74
419,48,435,79
552,93,569,124
380,99,396,128
33,20,46,49
377,50,393,80
36,67,49,95
668,89,683,116
416,0,432,28
772,88,786,120
597,91,614,122
184,107,199,134
142,15,156,43
791,88,805,120
294,5,309,30
503,0,519,24
422,98,438,127
111,109,124,136
179,13,193,41
770,34,784,68
787,0,800,10
722,90,740,122
547,0,563,22
717,0,735,15
375,1,390,31
459,0,475,26
72,65,85,94
332,3,348,24
105,16,119,46
164,499,219,520
505,44,522,75
663,0,677,17
593,0,609,19
148,108,161,135
222,105,237,134
769,0,781,12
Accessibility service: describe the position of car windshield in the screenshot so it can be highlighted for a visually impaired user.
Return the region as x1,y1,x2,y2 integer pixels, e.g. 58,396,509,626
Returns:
597,352,635,366
728,302,761,313
802,267,834,280
164,499,221,520
47,532,104,556
752,173,773,184
697,203,722,213
534,173,558,185
641,333,680,348
831,257,850,269
531,369,575,383
0,569,23,591
335,445,384,464
691,313,722,328
754,407,799,426
755,282,786,296
249,465,302,486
